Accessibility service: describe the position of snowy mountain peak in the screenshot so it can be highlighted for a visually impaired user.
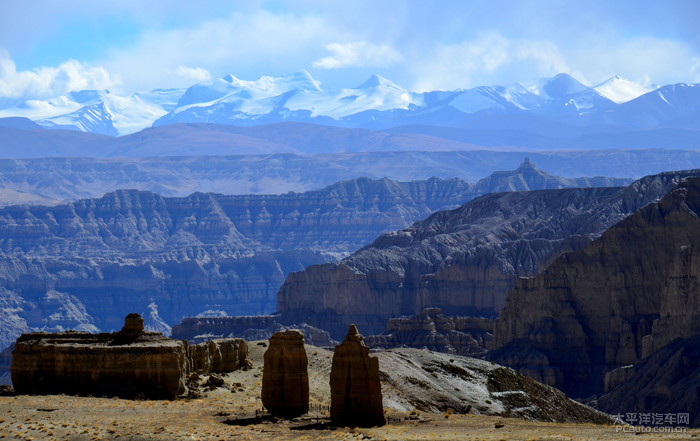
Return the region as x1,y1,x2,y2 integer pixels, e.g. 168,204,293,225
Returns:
593,76,654,103
356,74,403,90
523,73,588,100
221,74,239,84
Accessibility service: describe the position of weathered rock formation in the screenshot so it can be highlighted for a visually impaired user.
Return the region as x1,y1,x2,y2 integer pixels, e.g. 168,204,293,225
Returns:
330,325,385,427
261,330,309,417
0,158,628,353
492,177,700,398
10,314,249,399
279,169,700,339
188,339,249,373
364,308,493,356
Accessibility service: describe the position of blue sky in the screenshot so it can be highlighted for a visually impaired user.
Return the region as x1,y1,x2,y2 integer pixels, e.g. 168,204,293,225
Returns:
1,0,700,99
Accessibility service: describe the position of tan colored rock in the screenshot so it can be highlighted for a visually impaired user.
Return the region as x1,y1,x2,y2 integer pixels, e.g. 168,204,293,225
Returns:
12,315,187,399
188,338,249,373
10,313,250,400
330,324,385,427
261,330,309,417
121,312,145,333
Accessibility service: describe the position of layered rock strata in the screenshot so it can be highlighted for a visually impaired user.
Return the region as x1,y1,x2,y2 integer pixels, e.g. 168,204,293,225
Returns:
365,308,493,356
0,160,632,352
492,177,700,398
330,325,385,427
279,169,700,339
10,314,249,399
261,330,309,417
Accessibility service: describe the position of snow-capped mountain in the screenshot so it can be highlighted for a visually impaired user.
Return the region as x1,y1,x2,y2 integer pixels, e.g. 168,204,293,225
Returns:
593,76,655,103
0,88,184,136
0,71,694,136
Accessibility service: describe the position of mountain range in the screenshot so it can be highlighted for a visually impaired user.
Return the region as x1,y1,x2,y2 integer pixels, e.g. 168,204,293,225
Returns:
277,169,700,338
2,71,700,148
0,160,627,352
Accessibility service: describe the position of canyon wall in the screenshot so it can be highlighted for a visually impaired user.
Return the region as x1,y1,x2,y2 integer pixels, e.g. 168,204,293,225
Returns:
491,177,700,398
278,170,700,338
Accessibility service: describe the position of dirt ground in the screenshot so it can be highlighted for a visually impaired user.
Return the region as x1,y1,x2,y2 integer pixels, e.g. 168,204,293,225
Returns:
1,342,697,440
1,393,698,441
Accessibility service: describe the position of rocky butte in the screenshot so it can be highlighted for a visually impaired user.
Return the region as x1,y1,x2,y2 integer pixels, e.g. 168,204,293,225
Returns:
11,313,249,399
330,325,385,427
261,330,309,417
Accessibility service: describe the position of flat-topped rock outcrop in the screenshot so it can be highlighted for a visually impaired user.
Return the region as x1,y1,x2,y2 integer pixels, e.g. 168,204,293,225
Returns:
10,314,248,399
261,330,309,417
330,325,385,427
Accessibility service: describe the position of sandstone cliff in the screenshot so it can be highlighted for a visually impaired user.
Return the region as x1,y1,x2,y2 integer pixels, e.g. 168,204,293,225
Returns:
278,169,700,338
491,177,700,398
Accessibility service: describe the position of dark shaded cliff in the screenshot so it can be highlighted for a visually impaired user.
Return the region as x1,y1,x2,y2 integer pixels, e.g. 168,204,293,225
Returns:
278,169,700,338
492,177,700,398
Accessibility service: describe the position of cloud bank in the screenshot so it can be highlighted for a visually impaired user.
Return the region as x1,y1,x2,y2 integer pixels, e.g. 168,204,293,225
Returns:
0,50,116,99
1,0,700,99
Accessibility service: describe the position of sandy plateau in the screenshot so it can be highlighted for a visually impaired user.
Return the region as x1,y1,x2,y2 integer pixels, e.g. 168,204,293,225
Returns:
0,342,697,441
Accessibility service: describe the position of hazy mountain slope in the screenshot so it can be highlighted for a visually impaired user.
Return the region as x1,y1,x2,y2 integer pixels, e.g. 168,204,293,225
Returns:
0,177,475,350
4,147,700,208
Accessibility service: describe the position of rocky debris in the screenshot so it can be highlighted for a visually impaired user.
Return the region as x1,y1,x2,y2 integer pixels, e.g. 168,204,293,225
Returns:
330,325,385,427
261,330,309,417
10,314,250,399
365,308,493,356
492,177,700,398
597,334,700,427
204,373,226,390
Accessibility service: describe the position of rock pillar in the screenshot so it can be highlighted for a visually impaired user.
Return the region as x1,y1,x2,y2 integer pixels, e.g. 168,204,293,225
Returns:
261,330,309,417
330,324,386,427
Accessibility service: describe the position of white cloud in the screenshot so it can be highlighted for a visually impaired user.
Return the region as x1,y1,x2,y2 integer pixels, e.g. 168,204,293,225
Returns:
99,10,342,92
312,41,402,69
173,66,211,83
410,32,569,91
0,50,117,99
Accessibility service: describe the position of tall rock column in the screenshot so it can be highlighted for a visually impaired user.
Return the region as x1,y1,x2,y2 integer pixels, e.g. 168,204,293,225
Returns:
261,330,309,417
330,324,386,427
